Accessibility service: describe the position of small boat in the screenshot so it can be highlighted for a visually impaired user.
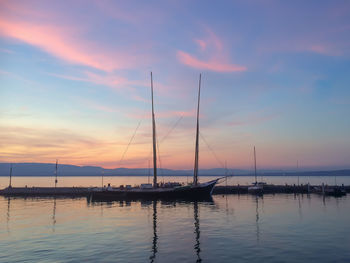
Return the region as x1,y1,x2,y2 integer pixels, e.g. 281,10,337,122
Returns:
324,186,346,197
248,146,263,195
90,73,219,201
313,184,346,197
248,183,263,195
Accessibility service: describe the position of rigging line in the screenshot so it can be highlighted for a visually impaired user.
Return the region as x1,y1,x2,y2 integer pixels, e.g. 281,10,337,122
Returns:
119,118,143,165
199,132,225,169
160,115,184,144
156,132,164,182
145,114,184,162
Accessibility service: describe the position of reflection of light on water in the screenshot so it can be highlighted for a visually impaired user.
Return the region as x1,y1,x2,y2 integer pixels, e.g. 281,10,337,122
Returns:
1,195,349,262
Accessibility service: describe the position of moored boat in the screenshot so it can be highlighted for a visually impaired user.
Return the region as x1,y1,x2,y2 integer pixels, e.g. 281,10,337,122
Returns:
90,179,218,201
90,73,219,201
248,146,264,195
313,184,346,197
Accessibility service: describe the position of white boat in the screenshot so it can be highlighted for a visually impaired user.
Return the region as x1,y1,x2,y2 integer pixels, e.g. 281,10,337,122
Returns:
248,146,263,194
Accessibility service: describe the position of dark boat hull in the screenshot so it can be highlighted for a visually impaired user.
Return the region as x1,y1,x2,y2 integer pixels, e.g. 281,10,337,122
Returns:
89,180,218,201
313,186,347,197
324,188,347,197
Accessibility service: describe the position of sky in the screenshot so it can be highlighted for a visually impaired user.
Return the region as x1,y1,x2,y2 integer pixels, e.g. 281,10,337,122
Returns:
0,0,349,170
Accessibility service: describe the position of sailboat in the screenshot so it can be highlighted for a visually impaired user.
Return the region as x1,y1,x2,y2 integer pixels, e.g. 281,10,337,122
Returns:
8,163,12,188
313,183,346,197
90,73,219,201
247,146,263,195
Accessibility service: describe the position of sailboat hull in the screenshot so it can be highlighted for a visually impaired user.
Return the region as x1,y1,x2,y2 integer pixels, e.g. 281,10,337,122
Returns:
89,180,218,201
248,185,264,195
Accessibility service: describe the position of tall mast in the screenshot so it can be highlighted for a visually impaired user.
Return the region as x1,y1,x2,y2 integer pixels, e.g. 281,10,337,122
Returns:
151,72,157,188
55,159,58,188
9,164,12,188
102,170,104,188
193,74,201,186
254,146,257,184
297,160,299,186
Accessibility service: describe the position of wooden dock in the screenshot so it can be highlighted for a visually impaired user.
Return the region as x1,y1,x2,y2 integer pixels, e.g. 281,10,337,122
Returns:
0,187,90,197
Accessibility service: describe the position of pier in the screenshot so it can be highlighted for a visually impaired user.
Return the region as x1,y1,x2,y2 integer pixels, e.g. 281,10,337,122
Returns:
0,184,349,197
0,187,90,197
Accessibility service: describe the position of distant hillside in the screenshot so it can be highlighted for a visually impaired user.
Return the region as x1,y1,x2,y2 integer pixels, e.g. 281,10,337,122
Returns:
0,163,349,177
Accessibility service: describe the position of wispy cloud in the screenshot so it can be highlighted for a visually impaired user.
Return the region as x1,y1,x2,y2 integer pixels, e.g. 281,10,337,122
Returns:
228,110,279,127
0,48,14,54
0,0,155,72
177,29,246,72
194,39,207,51
0,18,143,71
307,44,343,56
125,108,196,120
177,51,247,72
77,98,121,114
47,71,150,104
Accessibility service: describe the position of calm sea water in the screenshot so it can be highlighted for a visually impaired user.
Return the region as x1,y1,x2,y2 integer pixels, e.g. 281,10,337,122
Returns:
1,175,350,189
1,193,349,263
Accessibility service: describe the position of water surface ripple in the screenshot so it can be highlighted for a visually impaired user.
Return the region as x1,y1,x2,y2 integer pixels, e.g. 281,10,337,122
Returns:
1,194,349,262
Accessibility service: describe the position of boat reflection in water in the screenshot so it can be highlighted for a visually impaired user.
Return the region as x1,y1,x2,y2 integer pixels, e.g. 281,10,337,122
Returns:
52,198,57,233
6,197,11,234
255,195,262,243
193,201,202,263
149,200,158,263
147,199,208,263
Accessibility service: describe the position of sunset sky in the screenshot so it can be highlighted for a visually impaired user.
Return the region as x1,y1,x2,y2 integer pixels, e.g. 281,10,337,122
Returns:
0,0,349,170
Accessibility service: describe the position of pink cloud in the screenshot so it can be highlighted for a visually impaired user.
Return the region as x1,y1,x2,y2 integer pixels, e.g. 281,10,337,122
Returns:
205,28,223,51
177,51,247,72
228,111,279,127
308,44,342,56
126,108,196,120
84,71,131,87
195,39,207,51
46,72,91,82
178,28,246,72
78,98,121,114
48,71,149,94
0,17,149,72
158,109,196,118
0,48,14,54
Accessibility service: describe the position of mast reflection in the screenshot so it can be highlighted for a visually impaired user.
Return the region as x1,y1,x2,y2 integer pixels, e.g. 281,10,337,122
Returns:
149,200,158,263
6,197,11,233
52,198,57,232
297,194,303,219
255,195,261,243
194,201,202,262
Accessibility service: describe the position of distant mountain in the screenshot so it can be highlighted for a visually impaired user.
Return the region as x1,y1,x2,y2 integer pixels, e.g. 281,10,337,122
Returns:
0,163,350,177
